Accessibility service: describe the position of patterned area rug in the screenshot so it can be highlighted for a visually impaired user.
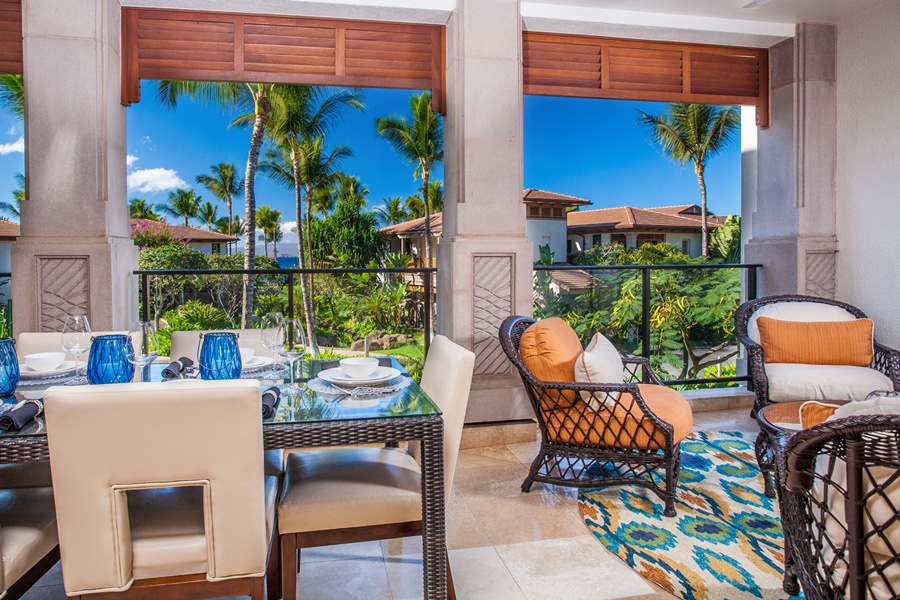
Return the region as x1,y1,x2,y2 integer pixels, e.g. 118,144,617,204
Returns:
578,431,801,600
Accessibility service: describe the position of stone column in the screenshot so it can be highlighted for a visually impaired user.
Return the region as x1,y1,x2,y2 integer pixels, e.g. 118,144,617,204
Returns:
744,23,837,298
13,0,138,333
439,0,535,423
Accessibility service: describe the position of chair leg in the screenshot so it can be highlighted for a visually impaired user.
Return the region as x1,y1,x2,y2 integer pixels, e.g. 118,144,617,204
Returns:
251,575,265,600
281,534,298,600
267,533,281,600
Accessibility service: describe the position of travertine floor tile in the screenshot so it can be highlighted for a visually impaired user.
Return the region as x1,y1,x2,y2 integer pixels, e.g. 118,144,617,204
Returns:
495,536,657,600
506,440,539,464
300,540,383,563
692,408,757,434
452,461,531,499
298,555,392,600
465,492,588,545
456,444,522,469
449,547,528,600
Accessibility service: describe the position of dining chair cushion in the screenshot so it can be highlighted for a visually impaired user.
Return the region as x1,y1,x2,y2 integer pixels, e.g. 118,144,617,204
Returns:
169,329,271,364
544,384,692,450
0,486,58,592
519,318,583,408
746,301,857,344
0,461,52,489
278,447,422,534
757,317,874,366
574,332,624,410
764,363,893,402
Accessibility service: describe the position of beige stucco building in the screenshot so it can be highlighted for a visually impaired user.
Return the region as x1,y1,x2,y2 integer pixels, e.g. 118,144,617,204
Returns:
10,0,900,423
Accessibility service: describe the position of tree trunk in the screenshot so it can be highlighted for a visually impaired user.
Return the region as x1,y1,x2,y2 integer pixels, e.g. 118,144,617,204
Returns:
421,167,433,268
241,111,266,328
292,161,320,356
694,162,709,259
226,193,233,253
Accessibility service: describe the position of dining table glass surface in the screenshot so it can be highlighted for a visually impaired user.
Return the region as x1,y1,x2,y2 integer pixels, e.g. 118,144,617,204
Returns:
0,357,440,438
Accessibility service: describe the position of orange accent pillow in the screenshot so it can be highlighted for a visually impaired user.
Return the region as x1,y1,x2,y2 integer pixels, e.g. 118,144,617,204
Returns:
799,401,840,428
519,318,583,408
756,316,874,366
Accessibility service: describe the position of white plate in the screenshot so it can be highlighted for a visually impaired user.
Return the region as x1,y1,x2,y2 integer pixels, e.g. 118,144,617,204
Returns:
318,366,401,386
18,361,78,379
241,356,274,369
339,397,380,409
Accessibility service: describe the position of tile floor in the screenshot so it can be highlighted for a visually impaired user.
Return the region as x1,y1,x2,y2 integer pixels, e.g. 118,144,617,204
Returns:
22,407,759,600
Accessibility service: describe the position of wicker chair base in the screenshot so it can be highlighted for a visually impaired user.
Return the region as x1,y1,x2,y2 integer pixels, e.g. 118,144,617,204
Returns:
524,442,681,517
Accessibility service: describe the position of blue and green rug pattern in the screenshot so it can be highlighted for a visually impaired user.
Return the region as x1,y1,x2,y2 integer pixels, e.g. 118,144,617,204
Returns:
578,431,802,600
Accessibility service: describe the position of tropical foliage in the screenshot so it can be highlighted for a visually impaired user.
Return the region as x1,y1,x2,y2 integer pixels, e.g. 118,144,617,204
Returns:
156,188,202,226
196,162,243,239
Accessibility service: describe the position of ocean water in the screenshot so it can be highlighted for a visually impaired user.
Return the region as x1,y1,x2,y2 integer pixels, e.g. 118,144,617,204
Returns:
276,256,299,269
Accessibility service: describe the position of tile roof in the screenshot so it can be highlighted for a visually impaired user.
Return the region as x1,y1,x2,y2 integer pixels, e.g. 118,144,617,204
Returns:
567,204,725,232
379,213,443,237
523,189,591,206
0,220,19,240
131,219,239,242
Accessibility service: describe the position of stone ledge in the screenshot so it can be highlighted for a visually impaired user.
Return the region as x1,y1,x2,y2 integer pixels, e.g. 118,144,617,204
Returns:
680,386,755,413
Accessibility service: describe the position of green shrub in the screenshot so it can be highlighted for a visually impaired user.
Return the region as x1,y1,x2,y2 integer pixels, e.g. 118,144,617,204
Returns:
157,300,233,356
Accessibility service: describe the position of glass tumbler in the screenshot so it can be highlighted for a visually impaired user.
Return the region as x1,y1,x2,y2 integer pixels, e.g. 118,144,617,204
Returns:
198,332,241,380
0,337,19,396
86,334,135,384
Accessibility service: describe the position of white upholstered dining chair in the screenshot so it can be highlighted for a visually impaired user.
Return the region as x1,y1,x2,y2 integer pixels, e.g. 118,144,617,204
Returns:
16,330,142,363
169,329,273,363
43,379,278,599
276,334,475,600
0,486,59,599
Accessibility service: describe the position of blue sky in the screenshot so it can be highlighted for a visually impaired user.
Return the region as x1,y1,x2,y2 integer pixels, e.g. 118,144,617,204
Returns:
0,82,742,250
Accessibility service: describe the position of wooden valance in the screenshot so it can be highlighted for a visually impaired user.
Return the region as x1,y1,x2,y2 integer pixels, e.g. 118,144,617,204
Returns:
0,0,22,74
121,8,446,113
523,32,769,127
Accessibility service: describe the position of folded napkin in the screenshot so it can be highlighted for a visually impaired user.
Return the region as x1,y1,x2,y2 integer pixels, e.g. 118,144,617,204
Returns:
320,357,393,370
262,386,281,419
0,400,42,431
162,357,194,380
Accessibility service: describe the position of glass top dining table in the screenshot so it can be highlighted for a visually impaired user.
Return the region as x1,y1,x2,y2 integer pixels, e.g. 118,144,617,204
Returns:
0,357,450,600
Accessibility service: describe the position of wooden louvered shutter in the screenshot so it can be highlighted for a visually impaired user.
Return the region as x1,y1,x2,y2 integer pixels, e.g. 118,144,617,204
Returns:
523,32,768,128
122,8,445,114
0,0,22,74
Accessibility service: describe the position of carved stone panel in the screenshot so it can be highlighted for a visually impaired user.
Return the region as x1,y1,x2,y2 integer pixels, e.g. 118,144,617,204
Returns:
39,257,90,331
805,251,835,299
473,255,513,376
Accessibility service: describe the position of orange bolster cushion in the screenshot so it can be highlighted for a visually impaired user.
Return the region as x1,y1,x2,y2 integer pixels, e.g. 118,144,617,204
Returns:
757,316,874,366
544,384,692,450
519,318,583,409
799,401,840,428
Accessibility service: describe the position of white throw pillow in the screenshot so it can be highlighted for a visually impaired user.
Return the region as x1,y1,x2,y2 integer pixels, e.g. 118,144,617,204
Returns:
574,332,624,411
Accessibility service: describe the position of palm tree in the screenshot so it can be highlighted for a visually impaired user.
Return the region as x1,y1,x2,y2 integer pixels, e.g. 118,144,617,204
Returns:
256,205,282,258
196,162,243,239
198,201,219,230
156,188,201,226
375,196,408,226
404,194,425,219
638,103,740,257
157,80,276,328
427,179,444,213
334,173,369,212
0,172,24,220
0,74,24,122
129,197,159,220
310,185,338,218
376,92,443,267
215,216,244,254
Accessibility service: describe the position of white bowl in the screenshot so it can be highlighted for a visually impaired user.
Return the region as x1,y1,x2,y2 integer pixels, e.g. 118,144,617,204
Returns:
24,352,66,372
339,357,380,379
239,347,255,364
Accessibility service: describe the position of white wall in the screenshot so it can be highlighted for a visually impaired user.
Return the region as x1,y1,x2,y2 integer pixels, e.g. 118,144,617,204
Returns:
526,219,567,262
835,1,900,347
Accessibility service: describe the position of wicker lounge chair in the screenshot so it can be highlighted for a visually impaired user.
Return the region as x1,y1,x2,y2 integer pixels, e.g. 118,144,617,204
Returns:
499,315,691,517
780,414,900,600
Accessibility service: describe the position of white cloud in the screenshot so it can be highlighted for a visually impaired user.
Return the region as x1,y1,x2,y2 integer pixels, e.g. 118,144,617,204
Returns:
0,136,24,155
6,126,15,136
280,222,299,246
126,155,139,168
141,136,152,144
127,168,187,194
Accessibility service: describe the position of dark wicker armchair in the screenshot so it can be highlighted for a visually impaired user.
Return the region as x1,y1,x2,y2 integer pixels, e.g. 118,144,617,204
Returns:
499,315,691,517
780,414,900,600
735,295,900,418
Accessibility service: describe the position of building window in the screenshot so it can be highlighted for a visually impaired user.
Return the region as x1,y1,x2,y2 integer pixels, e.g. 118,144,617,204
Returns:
211,243,221,255
541,235,551,248
592,234,603,246
637,233,665,247
610,234,626,247
682,239,690,254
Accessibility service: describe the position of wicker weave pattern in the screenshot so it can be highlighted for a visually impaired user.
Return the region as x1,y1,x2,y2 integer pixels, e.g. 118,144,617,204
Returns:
1,414,448,599
499,315,683,517
780,415,900,600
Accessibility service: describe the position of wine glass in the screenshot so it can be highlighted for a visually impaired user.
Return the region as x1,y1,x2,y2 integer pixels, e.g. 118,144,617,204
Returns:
128,321,159,382
278,318,306,394
260,312,284,378
61,315,91,379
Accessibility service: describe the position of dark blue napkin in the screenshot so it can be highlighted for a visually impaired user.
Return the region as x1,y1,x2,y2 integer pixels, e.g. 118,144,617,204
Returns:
262,386,280,419
0,401,41,431
162,357,194,380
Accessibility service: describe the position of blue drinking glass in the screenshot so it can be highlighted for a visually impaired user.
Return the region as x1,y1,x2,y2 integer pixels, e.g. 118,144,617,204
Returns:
86,334,135,384
0,338,19,396
198,332,241,380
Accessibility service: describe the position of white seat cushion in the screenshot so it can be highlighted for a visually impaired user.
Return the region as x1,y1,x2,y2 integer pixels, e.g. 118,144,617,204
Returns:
0,486,58,589
765,363,893,403
278,448,422,534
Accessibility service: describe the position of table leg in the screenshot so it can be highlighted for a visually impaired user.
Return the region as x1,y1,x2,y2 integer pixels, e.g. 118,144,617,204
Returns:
755,429,777,498
420,423,447,600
